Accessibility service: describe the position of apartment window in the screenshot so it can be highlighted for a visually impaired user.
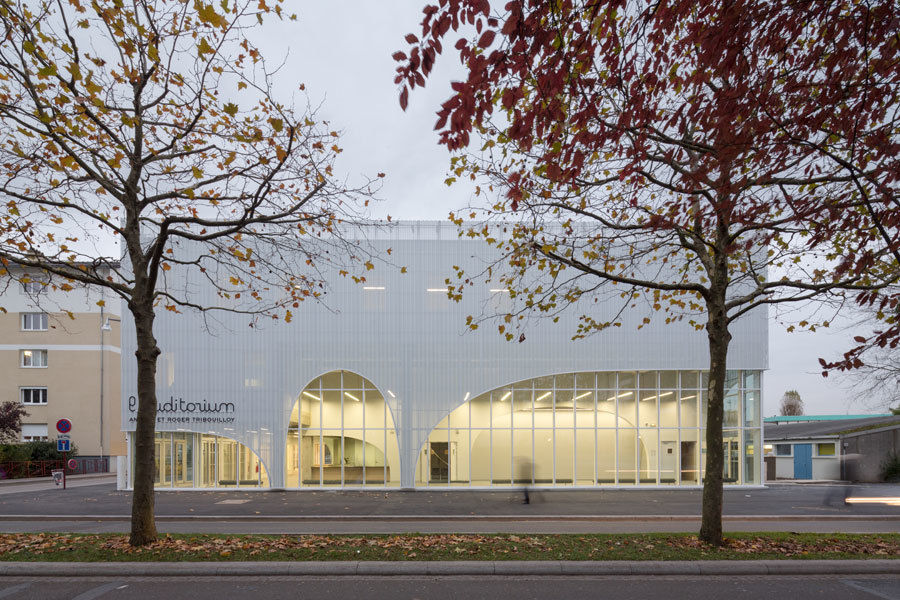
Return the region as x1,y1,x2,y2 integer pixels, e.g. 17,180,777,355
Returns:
21,388,48,405
20,349,48,367
816,443,836,457
774,444,792,456
21,424,49,442
21,279,46,294
21,313,48,331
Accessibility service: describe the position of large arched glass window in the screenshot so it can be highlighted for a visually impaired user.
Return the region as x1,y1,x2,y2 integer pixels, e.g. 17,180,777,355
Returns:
285,370,400,487
415,370,761,487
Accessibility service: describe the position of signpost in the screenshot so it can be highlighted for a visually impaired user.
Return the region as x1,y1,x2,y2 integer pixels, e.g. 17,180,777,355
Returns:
55,419,72,490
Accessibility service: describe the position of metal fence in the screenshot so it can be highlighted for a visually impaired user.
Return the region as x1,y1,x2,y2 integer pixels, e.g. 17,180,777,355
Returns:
0,457,109,480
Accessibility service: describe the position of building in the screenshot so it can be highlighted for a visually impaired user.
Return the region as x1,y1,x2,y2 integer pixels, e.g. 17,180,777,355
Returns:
120,222,767,490
1,266,123,467
764,415,900,481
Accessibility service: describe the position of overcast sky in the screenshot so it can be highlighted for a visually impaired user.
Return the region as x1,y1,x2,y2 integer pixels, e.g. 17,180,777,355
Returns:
249,1,883,417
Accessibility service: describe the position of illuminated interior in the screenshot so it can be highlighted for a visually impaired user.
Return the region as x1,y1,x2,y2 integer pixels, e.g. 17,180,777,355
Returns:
415,370,761,486
285,370,401,487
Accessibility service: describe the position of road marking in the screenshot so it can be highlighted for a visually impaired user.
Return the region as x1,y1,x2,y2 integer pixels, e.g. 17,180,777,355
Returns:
842,579,900,600
0,583,31,598
71,581,123,600
215,499,251,505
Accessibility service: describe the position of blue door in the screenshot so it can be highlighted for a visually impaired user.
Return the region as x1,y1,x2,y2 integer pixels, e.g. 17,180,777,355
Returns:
793,444,812,479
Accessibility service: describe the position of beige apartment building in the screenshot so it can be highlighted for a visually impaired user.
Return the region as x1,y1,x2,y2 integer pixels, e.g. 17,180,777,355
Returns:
1,267,123,466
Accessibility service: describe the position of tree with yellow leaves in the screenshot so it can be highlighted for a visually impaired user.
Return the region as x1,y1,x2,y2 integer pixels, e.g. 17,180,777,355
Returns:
0,0,379,545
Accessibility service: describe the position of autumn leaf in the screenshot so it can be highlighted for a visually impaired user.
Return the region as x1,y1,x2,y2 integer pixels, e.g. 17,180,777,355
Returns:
197,37,215,56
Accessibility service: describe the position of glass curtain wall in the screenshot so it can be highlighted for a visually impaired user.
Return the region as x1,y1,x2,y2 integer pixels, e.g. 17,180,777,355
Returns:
416,370,762,487
146,432,268,488
285,370,400,488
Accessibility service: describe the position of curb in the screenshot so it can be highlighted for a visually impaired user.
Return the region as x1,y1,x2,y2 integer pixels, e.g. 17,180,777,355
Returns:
0,560,897,577
0,514,897,522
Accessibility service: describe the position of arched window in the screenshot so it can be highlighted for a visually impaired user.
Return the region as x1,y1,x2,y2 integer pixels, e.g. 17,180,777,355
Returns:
285,370,400,487
415,370,761,487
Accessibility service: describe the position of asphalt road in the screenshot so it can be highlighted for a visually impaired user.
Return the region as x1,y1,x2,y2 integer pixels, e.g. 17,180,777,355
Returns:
0,575,898,600
0,480,897,534
1,481,898,517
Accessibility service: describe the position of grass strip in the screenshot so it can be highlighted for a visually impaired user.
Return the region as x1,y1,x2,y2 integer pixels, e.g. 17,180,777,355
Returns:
0,532,897,562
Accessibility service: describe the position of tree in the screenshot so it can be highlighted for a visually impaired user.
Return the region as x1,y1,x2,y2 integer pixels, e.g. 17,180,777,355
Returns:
0,402,28,444
0,0,379,545
395,0,899,544
779,391,805,417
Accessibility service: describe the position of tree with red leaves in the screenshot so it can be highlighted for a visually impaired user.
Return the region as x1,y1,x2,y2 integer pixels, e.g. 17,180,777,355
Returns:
0,402,28,444
396,0,899,544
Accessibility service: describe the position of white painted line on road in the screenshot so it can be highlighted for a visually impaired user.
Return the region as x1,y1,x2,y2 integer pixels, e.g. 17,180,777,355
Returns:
71,581,123,600
215,499,251,505
841,579,900,600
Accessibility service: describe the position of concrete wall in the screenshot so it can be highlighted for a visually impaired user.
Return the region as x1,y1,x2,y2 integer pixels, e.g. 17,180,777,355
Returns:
843,426,900,482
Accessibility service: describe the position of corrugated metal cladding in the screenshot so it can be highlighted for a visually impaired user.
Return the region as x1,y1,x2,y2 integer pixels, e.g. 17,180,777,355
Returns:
121,221,767,489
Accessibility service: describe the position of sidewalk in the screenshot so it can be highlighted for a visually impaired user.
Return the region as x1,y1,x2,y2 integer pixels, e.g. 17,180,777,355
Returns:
0,473,114,487
0,473,115,495
0,559,897,577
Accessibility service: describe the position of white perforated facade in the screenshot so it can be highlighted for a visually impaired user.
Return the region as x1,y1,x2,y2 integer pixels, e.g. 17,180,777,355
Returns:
121,222,767,489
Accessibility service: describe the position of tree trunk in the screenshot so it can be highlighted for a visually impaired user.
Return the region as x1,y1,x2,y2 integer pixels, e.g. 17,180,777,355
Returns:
699,284,731,546
129,303,160,546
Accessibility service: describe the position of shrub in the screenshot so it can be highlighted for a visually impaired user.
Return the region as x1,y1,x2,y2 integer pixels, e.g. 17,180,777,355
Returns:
0,441,77,462
882,452,900,482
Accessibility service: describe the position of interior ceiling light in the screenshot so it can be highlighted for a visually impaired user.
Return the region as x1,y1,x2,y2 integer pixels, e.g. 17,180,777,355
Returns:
659,391,673,398
387,390,396,398
426,288,449,292
681,394,696,400
363,286,385,290
535,391,552,401
302,391,320,401
489,288,510,293
574,391,592,400
617,391,633,398
344,392,360,402
499,391,512,402
463,392,470,402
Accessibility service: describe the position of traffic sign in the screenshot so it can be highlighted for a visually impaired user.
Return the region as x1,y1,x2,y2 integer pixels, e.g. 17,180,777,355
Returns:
56,419,72,434
56,438,71,452
67,459,77,470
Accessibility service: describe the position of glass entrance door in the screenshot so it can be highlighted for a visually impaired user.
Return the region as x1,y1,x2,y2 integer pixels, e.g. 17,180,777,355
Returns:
154,438,170,486
429,442,449,483
173,433,193,487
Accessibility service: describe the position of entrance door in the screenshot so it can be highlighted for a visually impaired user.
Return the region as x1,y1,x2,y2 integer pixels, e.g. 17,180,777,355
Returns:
429,442,449,483
793,443,813,479
154,438,170,486
173,437,192,486
680,441,698,483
